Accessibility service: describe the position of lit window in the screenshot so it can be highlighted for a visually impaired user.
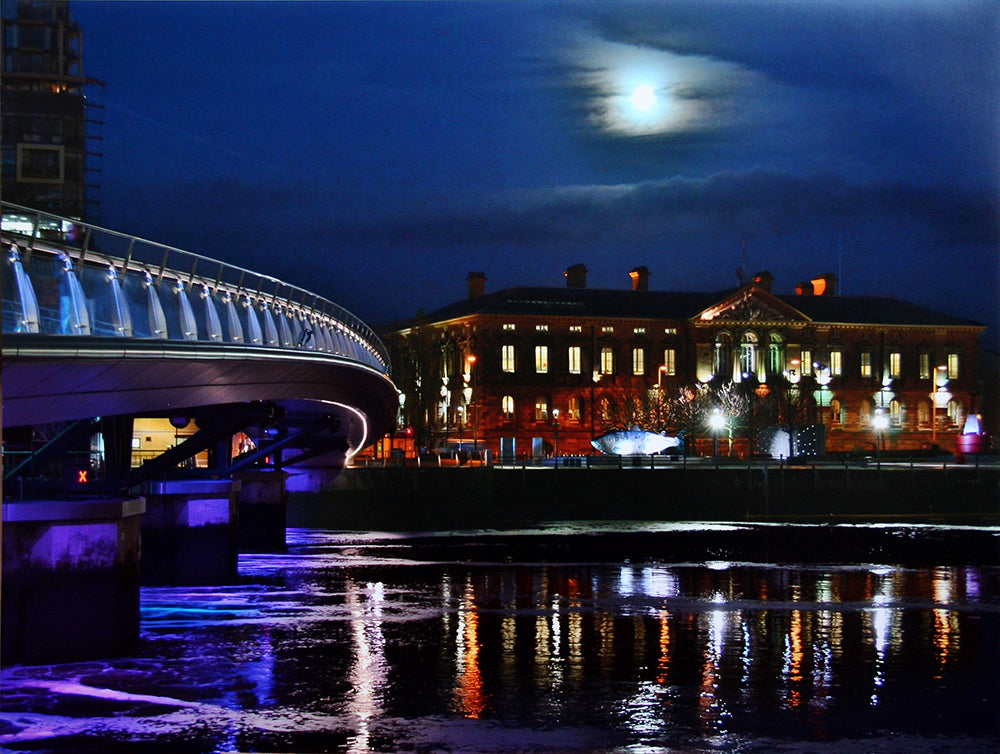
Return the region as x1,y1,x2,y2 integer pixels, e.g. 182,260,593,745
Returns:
602,326,614,334
889,399,902,426
830,350,843,376
947,353,959,380
536,324,549,332
947,399,960,425
534,398,548,421
713,333,733,379
502,323,516,331
831,399,843,425
889,351,902,379
535,345,549,373
663,348,676,376
567,396,581,421
740,332,758,376
600,346,614,375
767,333,784,376
502,395,514,420
633,327,645,335
860,351,872,378
919,353,931,380
800,350,813,376
569,325,582,333
568,346,581,374
664,328,677,335
632,347,645,375
501,344,515,373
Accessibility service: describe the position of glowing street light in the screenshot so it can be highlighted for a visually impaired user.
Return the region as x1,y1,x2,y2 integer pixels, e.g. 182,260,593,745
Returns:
552,407,560,461
467,354,478,455
709,408,726,460
873,409,889,465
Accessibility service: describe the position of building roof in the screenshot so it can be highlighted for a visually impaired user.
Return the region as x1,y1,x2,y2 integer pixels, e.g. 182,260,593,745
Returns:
407,284,983,330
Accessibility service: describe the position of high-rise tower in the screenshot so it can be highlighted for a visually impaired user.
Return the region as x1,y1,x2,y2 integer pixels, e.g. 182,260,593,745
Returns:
2,0,102,226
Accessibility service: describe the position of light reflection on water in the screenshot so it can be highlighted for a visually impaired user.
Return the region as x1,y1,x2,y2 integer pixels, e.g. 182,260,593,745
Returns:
2,523,999,753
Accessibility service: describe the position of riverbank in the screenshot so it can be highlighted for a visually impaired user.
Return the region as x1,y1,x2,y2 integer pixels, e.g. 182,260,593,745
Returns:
288,463,1000,531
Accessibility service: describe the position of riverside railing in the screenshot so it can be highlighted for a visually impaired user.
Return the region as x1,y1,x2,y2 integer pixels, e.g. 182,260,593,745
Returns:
1,203,389,373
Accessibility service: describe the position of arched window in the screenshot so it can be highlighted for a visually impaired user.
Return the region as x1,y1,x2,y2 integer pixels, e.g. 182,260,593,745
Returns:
830,399,843,425
567,395,581,421
501,395,514,420
740,332,758,377
534,397,548,422
917,400,931,427
767,333,784,377
713,332,733,379
947,399,962,426
889,399,902,427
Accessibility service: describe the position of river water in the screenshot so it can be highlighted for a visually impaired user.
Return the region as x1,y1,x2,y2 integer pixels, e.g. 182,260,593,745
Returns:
2,522,999,753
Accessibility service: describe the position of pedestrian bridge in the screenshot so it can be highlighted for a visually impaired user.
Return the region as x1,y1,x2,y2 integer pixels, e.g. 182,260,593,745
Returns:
1,202,398,492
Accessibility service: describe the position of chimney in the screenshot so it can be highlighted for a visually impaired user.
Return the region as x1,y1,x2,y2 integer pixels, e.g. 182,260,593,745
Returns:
565,263,588,289
810,273,838,296
467,271,486,299
752,270,773,292
629,266,650,291
795,280,814,296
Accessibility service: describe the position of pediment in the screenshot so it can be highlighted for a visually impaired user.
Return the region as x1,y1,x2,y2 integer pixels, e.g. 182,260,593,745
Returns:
696,286,809,324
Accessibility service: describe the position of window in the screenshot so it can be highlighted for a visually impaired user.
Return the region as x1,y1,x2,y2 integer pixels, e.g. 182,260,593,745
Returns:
889,399,902,427
767,333,784,376
534,345,549,373
501,344,515,373
534,398,548,421
632,347,645,375
568,346,581,374
600,346,614,375
800,350,813,377
502,395,514,420
567,395,581,421
602,326,614,334
830,350,843,376
740,332,758,376
830,399,843,425
535,324,549,332
713,333,733,379
663,348,676,376
17,144,64,183
569,325,582,333
947,399,961,425
664,328,677,335
633,327,646,335
919,353,931,380
860,351,873,378
947,353,960,380
888,351,902,379
502,323,516,331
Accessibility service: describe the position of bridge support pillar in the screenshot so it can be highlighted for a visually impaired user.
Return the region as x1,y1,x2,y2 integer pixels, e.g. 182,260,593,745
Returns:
1,497,145,665
139,479,241,585
234,470,289,552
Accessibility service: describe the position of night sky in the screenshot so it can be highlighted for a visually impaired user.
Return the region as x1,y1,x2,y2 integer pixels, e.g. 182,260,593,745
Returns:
72,0,999,344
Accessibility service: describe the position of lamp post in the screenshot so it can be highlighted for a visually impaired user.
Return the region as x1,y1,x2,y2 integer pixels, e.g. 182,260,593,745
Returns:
709,408,725,463
467,354,478,455
656,365,668,430
931,364,947,444
873,408,889,467
552,407,560,461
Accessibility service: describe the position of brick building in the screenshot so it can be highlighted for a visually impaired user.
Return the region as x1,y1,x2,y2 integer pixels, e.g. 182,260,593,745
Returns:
385,265,986,459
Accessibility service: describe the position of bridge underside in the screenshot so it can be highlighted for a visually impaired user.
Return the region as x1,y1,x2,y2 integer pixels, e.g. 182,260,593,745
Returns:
2,334,398,490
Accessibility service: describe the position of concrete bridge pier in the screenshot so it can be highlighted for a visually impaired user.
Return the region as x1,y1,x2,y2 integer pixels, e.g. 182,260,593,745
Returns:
235,470,289,552
138,479,241,585
1,498,145,665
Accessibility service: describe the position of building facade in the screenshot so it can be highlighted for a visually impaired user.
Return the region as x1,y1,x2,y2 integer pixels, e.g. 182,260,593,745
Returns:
385,266,986,459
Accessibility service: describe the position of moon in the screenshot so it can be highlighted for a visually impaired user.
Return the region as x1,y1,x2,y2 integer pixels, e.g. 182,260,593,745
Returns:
630,85,656,112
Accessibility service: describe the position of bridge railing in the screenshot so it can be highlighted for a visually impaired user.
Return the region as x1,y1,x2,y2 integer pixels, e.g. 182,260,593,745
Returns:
1,203,389,373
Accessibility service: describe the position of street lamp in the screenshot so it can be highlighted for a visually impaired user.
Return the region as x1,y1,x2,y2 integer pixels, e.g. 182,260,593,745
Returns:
467,354,478,455
656,365,668,429
873,408,889,465
931,364,948,444
709,408,726,460
552,407,560,460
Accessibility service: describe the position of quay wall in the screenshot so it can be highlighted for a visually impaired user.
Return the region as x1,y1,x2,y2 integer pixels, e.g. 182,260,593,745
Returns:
289,464,1000,531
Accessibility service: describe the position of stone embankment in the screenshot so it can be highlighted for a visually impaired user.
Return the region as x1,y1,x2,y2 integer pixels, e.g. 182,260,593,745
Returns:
289,462,1000,531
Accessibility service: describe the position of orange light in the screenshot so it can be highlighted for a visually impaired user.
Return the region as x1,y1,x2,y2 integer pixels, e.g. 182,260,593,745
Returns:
77,469,88,484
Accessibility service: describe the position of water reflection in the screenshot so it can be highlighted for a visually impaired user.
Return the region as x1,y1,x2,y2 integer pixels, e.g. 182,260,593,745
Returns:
2,525,998,753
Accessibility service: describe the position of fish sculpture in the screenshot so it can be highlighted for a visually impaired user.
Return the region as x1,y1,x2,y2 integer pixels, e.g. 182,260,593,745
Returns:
591,426,684,455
